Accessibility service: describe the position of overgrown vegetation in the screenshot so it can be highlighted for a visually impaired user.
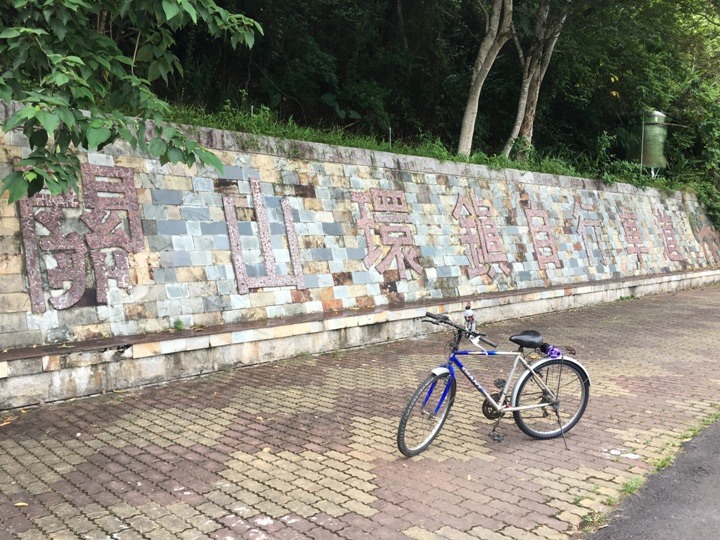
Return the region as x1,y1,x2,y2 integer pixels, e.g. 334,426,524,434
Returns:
581,510,608,530
167,102,720,230
619,476,645,496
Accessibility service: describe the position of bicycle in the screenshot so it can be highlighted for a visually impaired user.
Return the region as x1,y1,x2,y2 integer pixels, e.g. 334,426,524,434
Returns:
396,308,591,457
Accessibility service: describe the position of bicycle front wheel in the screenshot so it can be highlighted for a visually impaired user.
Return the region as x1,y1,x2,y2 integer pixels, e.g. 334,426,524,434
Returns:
397,372,456,457
512,359,589,440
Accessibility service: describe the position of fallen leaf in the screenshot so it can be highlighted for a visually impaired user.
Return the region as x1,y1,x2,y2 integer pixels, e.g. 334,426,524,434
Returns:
0,416,18,428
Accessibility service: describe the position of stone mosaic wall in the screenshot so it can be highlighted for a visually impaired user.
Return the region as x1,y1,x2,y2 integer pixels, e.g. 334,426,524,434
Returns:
1,120,720,354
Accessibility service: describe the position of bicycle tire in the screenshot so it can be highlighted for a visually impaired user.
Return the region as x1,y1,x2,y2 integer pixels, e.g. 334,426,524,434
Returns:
397,372,456,457
512,359,589,440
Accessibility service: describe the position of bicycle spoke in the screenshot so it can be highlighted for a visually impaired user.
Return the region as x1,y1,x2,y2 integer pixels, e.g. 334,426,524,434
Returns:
513,360,589,440
397,373,456,456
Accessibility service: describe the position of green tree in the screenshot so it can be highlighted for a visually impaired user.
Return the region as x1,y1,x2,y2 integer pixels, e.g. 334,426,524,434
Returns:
167,0,476,144
541,0,720,175
457,0,514,157
502,0,571,158
0,0,261,202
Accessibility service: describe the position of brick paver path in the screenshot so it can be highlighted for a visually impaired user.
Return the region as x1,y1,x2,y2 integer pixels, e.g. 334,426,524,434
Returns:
2,285,720,539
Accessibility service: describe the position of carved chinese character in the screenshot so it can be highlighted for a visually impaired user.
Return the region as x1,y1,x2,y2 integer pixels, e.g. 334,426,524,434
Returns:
20,192,84,312
81,165,143,303
19,164,143,313
654,209,684,263
693,216,720,265
351,189,422,279
452,194,511,279
573,201,608,265
224,178,305,294
522,199,562,270
620,212,649,264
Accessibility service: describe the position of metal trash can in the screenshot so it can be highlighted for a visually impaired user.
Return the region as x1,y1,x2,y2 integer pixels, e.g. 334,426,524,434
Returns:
639,110,668,169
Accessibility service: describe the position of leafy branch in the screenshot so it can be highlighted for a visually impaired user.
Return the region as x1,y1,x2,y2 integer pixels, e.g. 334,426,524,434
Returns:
0,0,262,202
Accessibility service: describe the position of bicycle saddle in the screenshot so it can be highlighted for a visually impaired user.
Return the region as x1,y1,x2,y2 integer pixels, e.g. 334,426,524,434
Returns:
509,330,544,349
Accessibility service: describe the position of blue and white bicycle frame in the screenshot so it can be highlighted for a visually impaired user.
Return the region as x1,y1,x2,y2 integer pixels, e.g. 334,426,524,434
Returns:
431,338,589,417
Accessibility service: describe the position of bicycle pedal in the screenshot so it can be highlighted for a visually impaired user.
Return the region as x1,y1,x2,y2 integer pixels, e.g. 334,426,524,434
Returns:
493,378,506,389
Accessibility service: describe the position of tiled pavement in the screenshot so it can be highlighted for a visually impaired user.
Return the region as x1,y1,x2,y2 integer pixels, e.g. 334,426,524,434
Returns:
2,285,720,540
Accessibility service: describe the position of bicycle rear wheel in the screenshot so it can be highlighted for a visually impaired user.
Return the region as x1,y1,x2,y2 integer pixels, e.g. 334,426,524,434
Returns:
397,372,456,457
512,359,589,440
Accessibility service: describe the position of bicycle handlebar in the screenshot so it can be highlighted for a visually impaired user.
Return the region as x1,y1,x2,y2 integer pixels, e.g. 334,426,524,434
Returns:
423,312,498,348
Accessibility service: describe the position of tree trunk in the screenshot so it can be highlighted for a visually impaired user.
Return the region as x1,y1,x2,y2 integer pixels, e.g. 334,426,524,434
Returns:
502,53,537,157
502,1,569,158
517,56,548,146
457,0,514,157
396,0,408,50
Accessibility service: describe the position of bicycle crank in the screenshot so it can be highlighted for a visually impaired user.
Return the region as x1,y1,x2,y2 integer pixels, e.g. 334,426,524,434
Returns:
482,393,507,420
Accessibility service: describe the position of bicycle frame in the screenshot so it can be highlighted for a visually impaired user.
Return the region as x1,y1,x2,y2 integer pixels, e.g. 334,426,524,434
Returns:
438,347,560,414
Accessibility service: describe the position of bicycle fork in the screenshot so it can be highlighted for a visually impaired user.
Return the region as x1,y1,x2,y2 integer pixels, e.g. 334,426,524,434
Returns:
423,377,453,417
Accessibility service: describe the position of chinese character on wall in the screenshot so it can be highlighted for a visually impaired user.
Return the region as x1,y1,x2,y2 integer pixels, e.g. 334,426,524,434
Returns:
19,164,144,313
452,193,511,279
693,216,720,266
620,212,649,264
351,189,422,279
654,209,684,263
522,199,562,270
573,201,608,266
224,178,305,294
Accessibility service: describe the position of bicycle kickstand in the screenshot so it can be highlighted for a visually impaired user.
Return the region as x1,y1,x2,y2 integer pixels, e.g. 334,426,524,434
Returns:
553,406,570,451
489,417,504,443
